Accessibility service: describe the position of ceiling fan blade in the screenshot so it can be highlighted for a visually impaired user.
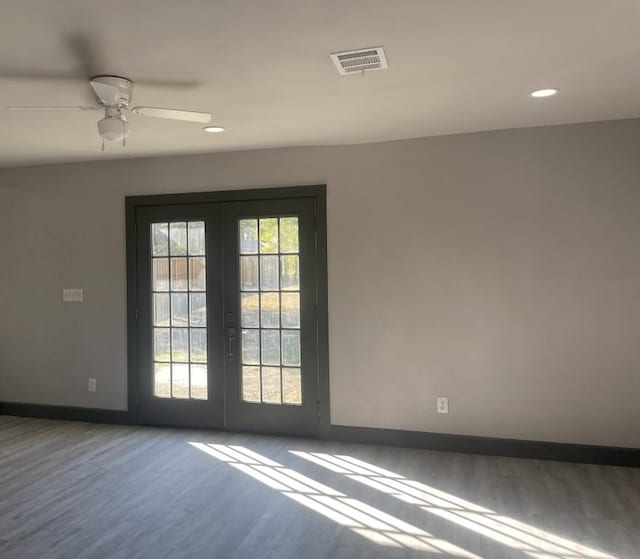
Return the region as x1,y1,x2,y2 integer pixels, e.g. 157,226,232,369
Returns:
131,106,211,123
134,78,202,89
7,105,101,111
0,70,98,105
0,71,200,91
0,71,199,87
66,33,105,77
0,70,86,82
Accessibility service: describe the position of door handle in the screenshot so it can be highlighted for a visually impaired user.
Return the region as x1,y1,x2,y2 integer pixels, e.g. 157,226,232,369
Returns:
226,328,236,358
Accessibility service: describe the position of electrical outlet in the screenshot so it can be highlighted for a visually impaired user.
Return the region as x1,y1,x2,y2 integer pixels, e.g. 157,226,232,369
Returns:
88,378,97,392
436,396,449,414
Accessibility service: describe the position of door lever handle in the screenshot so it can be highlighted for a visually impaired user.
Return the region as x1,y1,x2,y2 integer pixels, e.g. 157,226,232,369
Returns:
226,328,236,358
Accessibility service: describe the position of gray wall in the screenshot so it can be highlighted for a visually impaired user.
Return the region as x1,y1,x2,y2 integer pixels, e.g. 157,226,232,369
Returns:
1,118,639,448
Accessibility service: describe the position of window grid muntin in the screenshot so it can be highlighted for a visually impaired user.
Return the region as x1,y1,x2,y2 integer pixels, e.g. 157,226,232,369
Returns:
151,221,208,400
240,216,302,406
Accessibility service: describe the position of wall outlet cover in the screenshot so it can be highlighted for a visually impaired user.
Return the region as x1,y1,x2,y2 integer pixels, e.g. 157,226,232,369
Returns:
436,396,449,414
88,378,97,392
63,288,84,303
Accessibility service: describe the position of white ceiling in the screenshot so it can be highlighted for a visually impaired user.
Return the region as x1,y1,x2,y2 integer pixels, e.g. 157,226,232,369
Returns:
1,0,639,167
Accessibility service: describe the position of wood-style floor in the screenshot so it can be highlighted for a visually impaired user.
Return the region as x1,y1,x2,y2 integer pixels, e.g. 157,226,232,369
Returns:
1,416,638,559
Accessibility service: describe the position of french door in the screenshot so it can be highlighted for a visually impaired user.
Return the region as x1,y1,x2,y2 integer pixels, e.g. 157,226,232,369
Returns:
133,194,321,436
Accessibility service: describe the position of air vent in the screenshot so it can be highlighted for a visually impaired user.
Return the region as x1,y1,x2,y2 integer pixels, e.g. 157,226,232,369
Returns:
330,46,388,76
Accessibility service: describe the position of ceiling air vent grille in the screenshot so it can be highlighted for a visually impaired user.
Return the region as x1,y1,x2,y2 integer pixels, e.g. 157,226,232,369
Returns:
331,47,388,76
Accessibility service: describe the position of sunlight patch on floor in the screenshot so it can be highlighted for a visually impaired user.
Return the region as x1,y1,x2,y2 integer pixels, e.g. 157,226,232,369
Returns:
189,442,481,557
290,451,617,559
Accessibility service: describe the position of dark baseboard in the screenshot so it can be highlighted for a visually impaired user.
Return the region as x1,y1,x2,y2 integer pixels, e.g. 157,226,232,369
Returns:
327,424,640,468
0,402,132,425
2,401,638,467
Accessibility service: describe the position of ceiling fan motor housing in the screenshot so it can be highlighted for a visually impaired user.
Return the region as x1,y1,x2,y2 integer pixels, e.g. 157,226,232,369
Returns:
90,75,134,108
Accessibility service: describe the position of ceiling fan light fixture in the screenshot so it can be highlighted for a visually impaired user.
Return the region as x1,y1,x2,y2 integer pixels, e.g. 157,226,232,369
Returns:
202,125,224,133
97,109,128,143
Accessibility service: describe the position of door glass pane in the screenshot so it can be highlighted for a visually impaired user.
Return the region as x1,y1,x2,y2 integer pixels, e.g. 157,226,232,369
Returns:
260,256,279,290
190,328,207,363
170,222,187,255
171,328,189,362
260,293,279,328
171,258,188,291
261,367,281,404
189,257,206,291
240,256,259,291
282,368,302,405
153,259,169,292
190,364,208,399
240,219,258,254
281,330,301,366
189,293,207,326
154,328,170,362
152,223,169,256
154,363,171,398
171,293,188,326
241,329,260,365
238,216,303,406
150,220,208,400
153,293,170,326
242,366,261,402
241,293,259,328
172,363,189,398
280,293,300,328
261,330,280,365
188,222,205,256
259,218,278,253
280,255,299,291
279,217,299,253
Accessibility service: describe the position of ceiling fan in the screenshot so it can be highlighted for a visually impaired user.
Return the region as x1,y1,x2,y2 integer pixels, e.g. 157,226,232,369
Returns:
8,75,212,148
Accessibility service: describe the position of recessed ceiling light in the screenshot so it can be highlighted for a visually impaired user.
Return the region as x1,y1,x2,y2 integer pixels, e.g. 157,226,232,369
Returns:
202,125,224,133
530,88,559,98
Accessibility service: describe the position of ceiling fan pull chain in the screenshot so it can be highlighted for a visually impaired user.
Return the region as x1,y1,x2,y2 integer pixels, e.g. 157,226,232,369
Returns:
101,139,105,152
122,120,127,147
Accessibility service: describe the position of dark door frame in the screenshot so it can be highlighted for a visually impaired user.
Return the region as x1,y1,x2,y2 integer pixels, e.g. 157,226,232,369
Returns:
125,184,330,435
